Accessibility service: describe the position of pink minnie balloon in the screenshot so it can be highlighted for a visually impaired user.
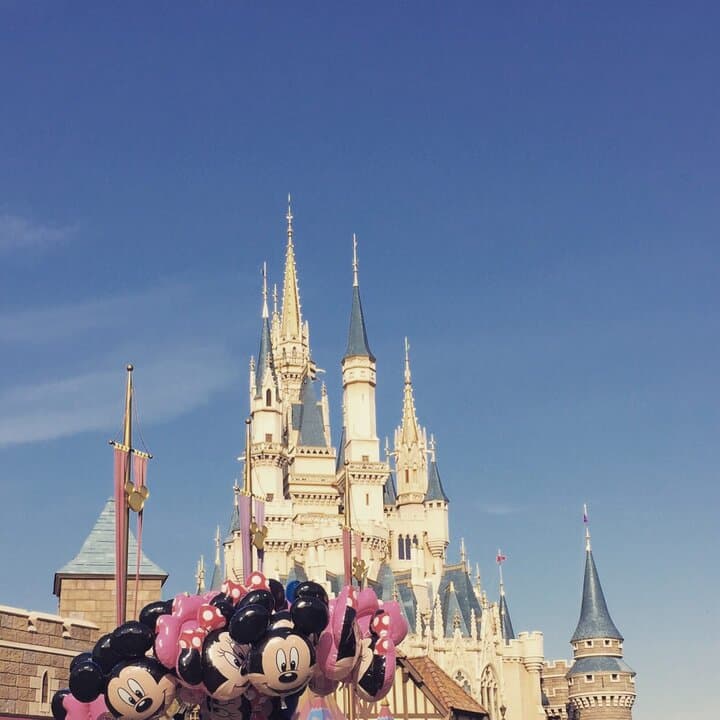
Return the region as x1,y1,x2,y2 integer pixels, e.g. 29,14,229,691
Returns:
354,588,380,638
377,601,408,644
352,611,396,703
316,585,360,682
53,692,109,720
155,594,209,669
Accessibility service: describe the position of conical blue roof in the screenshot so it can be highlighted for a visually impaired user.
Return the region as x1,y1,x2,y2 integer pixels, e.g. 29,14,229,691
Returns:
209,557,223,591
571,550,623,642
383,473,398,505
53,499,167,594
499,592,515,640
296,377,327,446
443,583,469,637
336,427,346,472
425,460,449,502
344,285,375,361
255,317,278,398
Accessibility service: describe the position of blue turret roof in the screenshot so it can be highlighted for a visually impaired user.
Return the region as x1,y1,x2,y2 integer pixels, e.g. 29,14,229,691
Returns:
499,592,516,640
383,473,398,505
294,377,327,447
425,460,449,502
53,499,167,594
571,549,623,642
255,316,277,398
336,427,346,472
209,559,223,591
566,656,635,677
344,285,375,361
444,583,469,637
438,563,482,633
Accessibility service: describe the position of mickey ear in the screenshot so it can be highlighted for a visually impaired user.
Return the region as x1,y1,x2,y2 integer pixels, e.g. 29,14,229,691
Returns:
92,634,122,675
291,596,329,636
69,657,105,703
177,648,203,687
293,582,329,608
238,589,274,613
210,593,236,622
111,621,154,658
51,688,70,720
229,604,270,644
268,579,286,611
139,599,173,632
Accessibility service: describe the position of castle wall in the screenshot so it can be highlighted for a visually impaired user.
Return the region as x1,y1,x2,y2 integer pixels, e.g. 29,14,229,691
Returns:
0,605,98,719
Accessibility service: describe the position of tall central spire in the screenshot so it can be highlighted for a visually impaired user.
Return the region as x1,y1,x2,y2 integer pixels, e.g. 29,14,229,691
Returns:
344,234,374,361
400,338,420,444
280,194,302,340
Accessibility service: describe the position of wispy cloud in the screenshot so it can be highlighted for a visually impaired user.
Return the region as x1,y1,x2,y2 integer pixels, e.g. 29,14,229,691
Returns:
477,502,525,516
0,213,77,253
0,344,238,448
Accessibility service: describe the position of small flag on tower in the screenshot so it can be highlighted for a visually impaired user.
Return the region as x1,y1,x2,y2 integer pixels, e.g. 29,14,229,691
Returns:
496,550,506,564
583,504,589,524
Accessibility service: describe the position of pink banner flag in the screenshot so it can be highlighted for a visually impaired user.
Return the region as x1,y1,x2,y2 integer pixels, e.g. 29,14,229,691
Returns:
343,527,352,583
113,448,129,626
238,494,252,576
254,498,265,572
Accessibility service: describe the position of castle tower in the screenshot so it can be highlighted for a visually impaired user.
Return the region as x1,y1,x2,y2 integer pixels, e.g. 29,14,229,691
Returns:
53,499,167,634
338,235,387,546
424,434,450,573
249,263,285,501
498,557,516,641
276,195,314,404
567,523,636,720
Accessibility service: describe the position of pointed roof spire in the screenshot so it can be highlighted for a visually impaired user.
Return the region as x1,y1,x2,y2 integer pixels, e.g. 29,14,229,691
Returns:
196,555,206,594
399,338,420,444
383,473,398,505
280,194,302,340
209,525,223,591
297,376,327,447
497,553,516,640
444,581,469,637
425,434,449,502
343,234,375,360
255,264,278,399
571,514,623,642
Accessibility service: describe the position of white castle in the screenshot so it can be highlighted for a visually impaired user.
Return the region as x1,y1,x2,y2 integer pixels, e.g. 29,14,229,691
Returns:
205,200,546,720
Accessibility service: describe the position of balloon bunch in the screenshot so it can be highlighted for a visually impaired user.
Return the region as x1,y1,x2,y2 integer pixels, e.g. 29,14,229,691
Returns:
52,573,408,720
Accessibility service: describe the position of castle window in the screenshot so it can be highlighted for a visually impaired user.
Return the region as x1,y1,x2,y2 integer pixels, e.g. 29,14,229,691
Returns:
266,389,272,407
405,536,411,558
40,670,49,705
611,674,619,681
405,469,409,484
585,674,594,682
362,454,369,462
412,534,418,546
265,433,273,442
398,536,405,560
585,640,593,647
365,493,369,506
604,639,611,646
266,493,274,502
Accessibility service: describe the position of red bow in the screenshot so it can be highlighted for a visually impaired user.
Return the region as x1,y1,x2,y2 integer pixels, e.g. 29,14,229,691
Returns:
245,571,270,592
221,579,247,604
178,604,226,651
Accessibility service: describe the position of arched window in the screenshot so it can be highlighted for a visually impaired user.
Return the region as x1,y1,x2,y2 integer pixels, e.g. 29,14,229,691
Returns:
398,535,405,560
412,534,418,546
480,665,500,720
405,536,411,558
454,671,471,695
266,389,272,407
405,469,409,484
40,670,49,705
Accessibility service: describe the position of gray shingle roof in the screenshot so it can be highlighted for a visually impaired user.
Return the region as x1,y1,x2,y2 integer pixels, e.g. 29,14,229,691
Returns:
425,460,449,503
566,656,635,677
296,377,327,447
54,499,167,594
383,473,397,505
499,593,516,640
336,427,346,472
571,549,623,642
209,559,223,591
255,317,278,398
438,563,482,633
443,583,469,637
344,286,375,361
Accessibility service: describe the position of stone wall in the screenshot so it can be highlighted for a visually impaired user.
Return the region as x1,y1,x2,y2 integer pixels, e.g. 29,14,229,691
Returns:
0,605,98,719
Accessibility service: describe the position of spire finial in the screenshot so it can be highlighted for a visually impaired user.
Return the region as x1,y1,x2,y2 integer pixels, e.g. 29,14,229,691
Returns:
384,436,390,460
460,537,467,567
404,337,411,384
497,548,506,594
272,283,278,315
583,503,591,551
214,525,221,563
429,433,436,460
352,233,359,287
286,193,293,243
261,262,269,319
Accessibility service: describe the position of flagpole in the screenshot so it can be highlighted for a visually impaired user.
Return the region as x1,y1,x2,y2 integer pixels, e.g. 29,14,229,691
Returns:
119,365,133,625
244,417,253,574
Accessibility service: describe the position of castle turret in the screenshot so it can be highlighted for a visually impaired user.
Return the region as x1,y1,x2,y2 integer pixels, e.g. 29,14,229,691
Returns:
498,558,516,641
209,526,223,591
567,520,636,720
424,434,449,571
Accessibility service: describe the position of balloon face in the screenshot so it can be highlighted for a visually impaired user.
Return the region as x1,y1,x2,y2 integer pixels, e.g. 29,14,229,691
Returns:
202,630,250,701
105,659,176,720
248,629,315,698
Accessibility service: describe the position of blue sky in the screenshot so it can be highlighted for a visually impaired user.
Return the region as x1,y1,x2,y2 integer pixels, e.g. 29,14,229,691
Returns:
1,3,718,718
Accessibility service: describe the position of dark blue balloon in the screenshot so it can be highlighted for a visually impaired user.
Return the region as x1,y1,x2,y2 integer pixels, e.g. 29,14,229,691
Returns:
285,580,300,604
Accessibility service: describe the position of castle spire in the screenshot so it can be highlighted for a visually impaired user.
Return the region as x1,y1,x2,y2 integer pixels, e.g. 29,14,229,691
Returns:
400,338,420,444
343,234,374,360
255,264,278,399
280,194,302,340
497,550,515,640
261,262,269,319
571,518,623,642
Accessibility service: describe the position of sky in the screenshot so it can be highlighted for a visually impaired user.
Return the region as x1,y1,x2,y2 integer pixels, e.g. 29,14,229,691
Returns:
0,3,718,718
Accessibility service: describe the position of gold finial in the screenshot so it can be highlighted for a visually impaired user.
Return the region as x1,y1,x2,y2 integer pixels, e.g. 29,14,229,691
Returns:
404,337,411,383
286,193,293,242
352,233,359,287
261,262,269,319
